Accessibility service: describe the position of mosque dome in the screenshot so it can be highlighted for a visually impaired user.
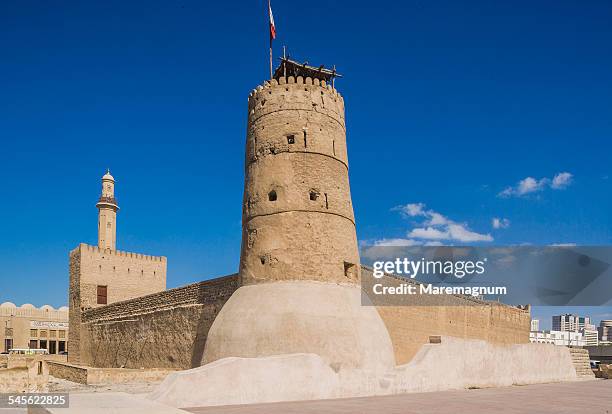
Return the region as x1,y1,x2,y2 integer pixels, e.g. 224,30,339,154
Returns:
0,302,16,308
102,169,115,181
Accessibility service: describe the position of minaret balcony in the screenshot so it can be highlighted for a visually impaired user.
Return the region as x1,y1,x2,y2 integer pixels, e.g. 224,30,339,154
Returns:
96,196,119,209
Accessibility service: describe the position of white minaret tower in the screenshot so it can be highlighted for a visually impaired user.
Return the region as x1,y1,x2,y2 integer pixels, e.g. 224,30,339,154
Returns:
96,169,119,250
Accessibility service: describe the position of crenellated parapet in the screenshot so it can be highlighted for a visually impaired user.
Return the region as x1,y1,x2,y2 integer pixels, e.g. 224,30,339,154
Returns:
72,243,167,262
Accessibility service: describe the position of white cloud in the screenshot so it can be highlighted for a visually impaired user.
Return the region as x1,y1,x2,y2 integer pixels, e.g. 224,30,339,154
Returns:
492,217,510,229
392,203,493,244
498,172,573,197
393,202,426,217
408,227,449,240
425,212,449,226
551,172,573,189
373,238,420,247
447,223,493,242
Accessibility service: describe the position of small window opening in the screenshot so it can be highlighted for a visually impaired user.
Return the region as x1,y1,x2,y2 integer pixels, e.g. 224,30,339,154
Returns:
303,130,307,148
287,135,295,144
141,270,144,276
260,256,266,265
268,190,277,201
324,193,329,209
309,191,319,201
344,262,357,280
38,361,43,375
332,140,336,155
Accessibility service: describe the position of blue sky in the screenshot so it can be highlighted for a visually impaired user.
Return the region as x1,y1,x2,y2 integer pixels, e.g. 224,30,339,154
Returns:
0,1,610,329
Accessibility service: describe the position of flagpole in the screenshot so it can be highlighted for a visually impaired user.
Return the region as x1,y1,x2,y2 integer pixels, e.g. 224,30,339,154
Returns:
268,0,273,79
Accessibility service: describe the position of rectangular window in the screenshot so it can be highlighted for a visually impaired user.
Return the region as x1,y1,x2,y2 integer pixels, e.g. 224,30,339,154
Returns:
50,330,57,338
49,341,57,354
4,339,13,352
287,135,295,144
97,285,108,305
58,341,66,353
58,330,66,339
39,340,47,350
30,329,38,337
29,340,37,349
39,330,47,338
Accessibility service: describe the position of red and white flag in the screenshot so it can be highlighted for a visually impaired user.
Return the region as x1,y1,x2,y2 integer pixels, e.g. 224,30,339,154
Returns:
269,1,276,41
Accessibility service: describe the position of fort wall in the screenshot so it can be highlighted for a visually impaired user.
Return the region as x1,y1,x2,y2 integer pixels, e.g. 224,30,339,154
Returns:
362,267,531,364
77,274,239,369
68,243,167,365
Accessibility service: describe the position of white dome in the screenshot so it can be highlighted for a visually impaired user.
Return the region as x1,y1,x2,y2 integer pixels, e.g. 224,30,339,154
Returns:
40,305,55,311
20,303,35,309
102,169,115,181
0,302,16,308
58,306,69,312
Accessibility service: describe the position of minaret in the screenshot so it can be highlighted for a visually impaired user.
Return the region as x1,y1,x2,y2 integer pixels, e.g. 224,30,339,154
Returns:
96,170,119,250
240,59,360,284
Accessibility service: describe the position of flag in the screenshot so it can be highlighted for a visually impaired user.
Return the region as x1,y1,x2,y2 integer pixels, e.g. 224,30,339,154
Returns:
269,1,276,42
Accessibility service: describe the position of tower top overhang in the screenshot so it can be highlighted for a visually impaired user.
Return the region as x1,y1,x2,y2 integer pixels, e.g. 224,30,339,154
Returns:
273,57,342,83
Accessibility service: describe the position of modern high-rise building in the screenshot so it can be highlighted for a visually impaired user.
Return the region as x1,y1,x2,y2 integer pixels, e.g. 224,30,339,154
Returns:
530,319,540,332
582,329,599,346
552,314,594,332
599,320,612,343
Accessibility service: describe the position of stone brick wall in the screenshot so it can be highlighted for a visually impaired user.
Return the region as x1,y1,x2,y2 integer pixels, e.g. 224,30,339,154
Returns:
78,274,239,369
0,359,48,393
362,267,531,364
48,361,175,385
69,243,167,365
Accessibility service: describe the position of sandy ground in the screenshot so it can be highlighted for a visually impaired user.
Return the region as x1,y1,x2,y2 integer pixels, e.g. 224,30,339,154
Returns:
47,375,162,395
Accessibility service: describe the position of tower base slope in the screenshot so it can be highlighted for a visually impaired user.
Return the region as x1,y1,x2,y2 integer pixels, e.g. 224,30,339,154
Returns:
201,281,396,372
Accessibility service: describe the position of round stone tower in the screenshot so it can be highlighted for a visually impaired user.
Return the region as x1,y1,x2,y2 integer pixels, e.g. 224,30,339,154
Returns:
203,60,395,373
240,73,360,285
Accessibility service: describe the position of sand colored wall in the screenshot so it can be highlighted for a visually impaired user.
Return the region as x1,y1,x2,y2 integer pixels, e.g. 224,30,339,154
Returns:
48,361,175,385
77,275,238,369
151,337,577,408
0,358,49,393
240,77,360,285
68,243,167,365
362,268,531,364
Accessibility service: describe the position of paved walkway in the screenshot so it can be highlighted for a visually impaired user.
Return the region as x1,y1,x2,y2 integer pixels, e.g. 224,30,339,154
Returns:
186,380,612,414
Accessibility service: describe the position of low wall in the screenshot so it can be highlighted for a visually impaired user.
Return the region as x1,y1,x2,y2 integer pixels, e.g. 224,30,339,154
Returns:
363,267,531,364
5,354,67,369
0,359,48,393
151,336,578,408
48,361,175,385
78,274,239,369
